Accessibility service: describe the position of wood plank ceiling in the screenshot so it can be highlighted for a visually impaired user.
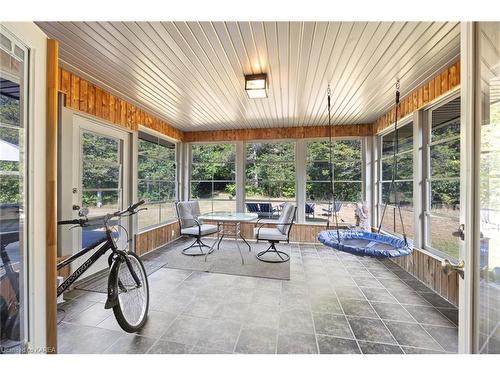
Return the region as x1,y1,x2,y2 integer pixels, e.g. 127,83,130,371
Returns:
36,22,460,132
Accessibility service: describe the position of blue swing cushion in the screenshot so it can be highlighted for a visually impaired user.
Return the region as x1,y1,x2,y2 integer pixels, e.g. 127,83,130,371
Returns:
318,229,413,258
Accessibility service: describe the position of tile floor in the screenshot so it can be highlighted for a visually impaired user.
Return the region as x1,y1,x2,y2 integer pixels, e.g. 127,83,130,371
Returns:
57,241,458,354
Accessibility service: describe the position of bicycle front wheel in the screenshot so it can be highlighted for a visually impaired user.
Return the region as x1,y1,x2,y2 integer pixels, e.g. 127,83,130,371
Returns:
112,252,149,333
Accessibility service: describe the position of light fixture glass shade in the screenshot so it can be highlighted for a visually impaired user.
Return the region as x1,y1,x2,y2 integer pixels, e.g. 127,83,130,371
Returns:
245,73,267,98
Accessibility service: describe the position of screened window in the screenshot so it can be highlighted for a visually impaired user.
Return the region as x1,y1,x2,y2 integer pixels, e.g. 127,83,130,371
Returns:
245,142,295,218
190,143,236,213
306,140,362,223
379,122,414,238
426,97,461,258
137,131,176,230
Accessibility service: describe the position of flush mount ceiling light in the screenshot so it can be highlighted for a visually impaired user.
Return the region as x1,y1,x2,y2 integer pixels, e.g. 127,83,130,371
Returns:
245,73,268,99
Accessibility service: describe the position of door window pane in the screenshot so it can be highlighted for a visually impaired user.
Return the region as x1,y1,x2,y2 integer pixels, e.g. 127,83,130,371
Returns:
0,31,27,353
80,131,123,250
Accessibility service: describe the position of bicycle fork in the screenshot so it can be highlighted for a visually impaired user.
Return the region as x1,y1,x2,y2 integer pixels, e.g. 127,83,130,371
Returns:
104,250,142,309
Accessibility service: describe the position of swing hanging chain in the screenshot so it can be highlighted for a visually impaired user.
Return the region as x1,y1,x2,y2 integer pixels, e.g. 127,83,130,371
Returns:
377,81,408,246
326,85,341,241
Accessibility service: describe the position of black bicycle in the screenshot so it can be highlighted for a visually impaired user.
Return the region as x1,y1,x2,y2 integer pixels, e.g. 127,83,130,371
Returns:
57,200,149,333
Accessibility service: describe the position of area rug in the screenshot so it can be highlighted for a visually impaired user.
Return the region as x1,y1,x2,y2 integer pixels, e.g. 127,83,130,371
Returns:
73,258,167,294
145,237,291,281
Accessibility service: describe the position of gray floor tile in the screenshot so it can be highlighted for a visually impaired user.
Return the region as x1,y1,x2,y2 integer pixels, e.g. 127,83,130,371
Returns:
404,305,456,327
423,325,458,353
57,322,122,354
190,346,230,354
161,315,210,345
57,299,96,322
96,314,123,332
196,319,242,352
353,277,383,288
390,290,431,306
317,335,360,354
212,301,250,323
223,287,255,304
419,293,457,309
438,308,459,326
309,294,343,314
250,290,281,308
334,285,366,301
346,267,373,277
244,303,280,329
149,290,195,314
360,287,397,303
312,313,353,339
347,317,397,345
104,335,156,354
277,332,318,354
341,299,378,318
184,297,222,318
358,341,403,354
371,302,416,322
148,340,192,354
401,346,446,354
71,291,107,303
279,309,315,334
137,310,178,338
235,325,278,354
403,279,434,293
66,302,113,326
280,292,311,311
385,321,443,351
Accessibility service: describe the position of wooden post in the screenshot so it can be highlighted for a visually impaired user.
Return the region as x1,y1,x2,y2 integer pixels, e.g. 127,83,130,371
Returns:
46,39,59,354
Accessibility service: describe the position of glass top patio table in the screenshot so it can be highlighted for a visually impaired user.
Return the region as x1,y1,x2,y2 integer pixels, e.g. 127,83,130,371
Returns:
198,212,258,222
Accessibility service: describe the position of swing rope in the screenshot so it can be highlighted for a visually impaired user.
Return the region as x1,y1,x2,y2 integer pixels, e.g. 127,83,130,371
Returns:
326,85,341,242
377,81,408,246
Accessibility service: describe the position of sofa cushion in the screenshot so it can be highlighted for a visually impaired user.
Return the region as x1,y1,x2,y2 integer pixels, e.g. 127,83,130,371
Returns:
254,227,288,241
181,224,218,236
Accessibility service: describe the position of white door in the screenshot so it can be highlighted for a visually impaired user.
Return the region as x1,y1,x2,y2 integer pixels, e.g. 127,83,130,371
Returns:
70,115,130,276
457,21,500,354
474,22,500,354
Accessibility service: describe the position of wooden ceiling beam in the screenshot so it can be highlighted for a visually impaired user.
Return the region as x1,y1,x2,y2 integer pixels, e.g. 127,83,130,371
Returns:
183,123,374,143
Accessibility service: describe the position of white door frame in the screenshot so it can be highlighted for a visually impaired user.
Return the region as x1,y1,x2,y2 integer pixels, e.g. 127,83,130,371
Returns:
458,21,477,354
1,22,48,352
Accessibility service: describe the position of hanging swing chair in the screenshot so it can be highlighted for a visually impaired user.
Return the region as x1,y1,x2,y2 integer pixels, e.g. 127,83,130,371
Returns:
318,82,413,258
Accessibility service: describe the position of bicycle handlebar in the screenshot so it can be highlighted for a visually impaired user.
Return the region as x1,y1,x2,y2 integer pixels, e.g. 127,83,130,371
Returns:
57,218,87,226
58,200,146,227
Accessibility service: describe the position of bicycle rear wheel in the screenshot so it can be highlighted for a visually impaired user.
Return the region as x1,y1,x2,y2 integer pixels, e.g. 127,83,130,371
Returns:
112,252,149,332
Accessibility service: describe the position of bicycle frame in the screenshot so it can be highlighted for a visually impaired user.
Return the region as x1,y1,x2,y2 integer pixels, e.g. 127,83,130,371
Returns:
56,228,142,302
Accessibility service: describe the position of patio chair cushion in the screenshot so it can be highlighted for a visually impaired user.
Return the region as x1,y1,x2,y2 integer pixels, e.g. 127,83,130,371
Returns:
254,227,288,241
181,224,218,236
189,200,201,217
177,201,198,228
277,203,295,234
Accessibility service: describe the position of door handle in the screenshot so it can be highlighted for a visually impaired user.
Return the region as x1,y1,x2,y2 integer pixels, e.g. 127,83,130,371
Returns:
72,204,80,211
452,224,465,240
441,259,465,279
